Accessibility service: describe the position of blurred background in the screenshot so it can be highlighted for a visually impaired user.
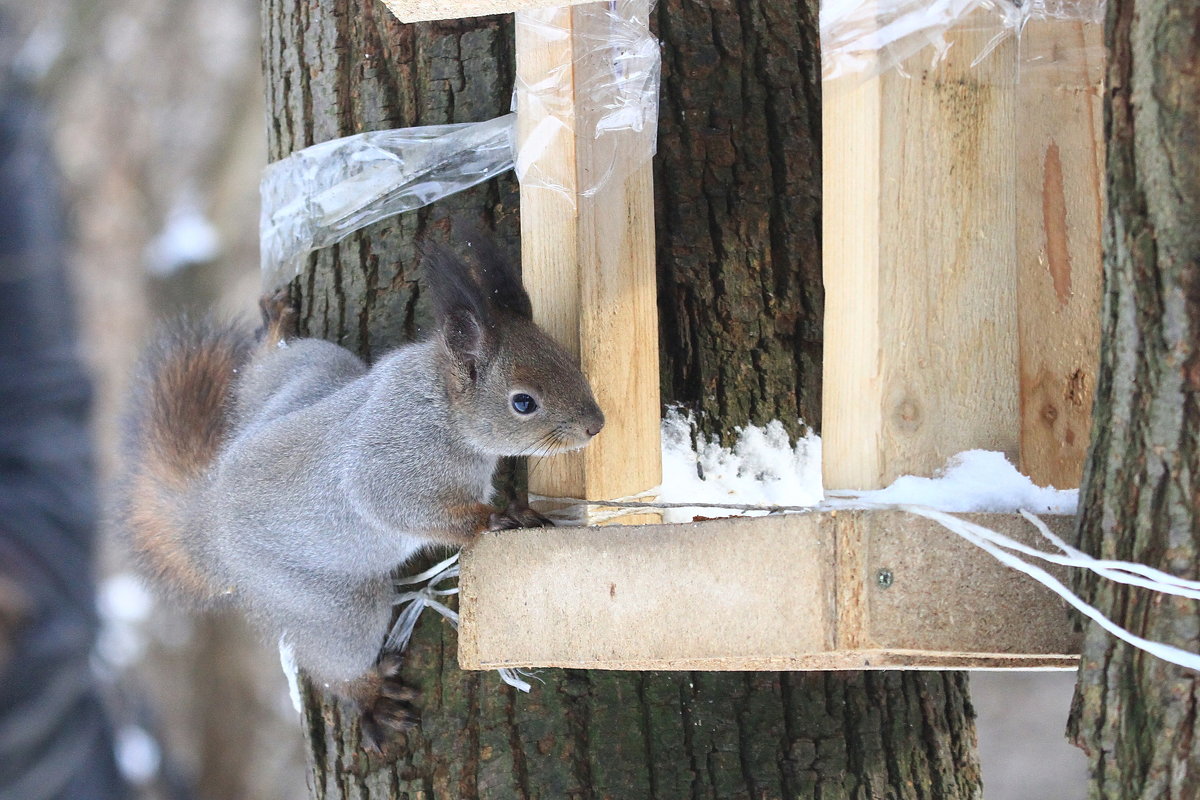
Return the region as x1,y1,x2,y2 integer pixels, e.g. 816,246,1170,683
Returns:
0,1,1087,798
0,1,302,798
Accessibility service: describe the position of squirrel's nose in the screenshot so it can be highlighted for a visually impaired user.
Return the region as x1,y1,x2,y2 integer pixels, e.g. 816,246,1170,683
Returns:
585,409,605,438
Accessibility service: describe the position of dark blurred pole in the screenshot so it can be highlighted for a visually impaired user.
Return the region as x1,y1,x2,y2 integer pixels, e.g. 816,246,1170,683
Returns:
0,20,130,800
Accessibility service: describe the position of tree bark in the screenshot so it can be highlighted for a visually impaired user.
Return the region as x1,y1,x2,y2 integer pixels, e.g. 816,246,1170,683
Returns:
262,1,982,797
1067,1,1200,797
654,0,824,442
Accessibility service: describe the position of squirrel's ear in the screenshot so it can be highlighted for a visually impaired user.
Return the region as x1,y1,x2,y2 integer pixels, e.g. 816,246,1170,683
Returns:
465,237,533,320
441,306,489,365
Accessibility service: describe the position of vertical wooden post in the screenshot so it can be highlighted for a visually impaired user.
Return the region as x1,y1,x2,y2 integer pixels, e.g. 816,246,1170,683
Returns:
515,1,662,519
1016,19,1104,489
822,14,1020,491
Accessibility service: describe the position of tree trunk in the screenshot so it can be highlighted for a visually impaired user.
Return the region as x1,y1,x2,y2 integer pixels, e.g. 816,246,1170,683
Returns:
262,1,982,797
1067,1,1200,797
654,0,824,442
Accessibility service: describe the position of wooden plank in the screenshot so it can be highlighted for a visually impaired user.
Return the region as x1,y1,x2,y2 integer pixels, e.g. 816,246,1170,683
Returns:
822,13,1020,491
458,511,1081,671
379,0,593,23
863,512,1074,655
821,74,883,492
1016,19,1105,489
515,2,661,522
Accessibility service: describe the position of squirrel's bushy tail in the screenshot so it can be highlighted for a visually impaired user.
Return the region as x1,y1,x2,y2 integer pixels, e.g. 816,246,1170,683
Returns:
117,318,252,605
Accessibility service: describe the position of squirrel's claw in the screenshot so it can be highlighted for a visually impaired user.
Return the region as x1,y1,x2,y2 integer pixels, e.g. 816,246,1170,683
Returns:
487,504,555,531
512,506,555,528
360,697,419,754
357,653,420,755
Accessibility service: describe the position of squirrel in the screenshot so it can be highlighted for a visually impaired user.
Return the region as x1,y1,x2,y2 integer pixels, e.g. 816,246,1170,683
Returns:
115,240,604,751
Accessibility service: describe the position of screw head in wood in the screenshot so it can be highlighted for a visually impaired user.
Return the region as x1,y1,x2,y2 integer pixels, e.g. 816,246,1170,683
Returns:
876,568,894,589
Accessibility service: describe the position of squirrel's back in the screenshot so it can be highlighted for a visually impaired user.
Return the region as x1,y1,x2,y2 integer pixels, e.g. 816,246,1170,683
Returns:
116,317,252,605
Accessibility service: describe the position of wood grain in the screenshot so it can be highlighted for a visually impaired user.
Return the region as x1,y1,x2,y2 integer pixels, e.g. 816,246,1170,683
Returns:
515,2,662,520
1016,19,1104,489
459,510,1081,671
823,13,1021,490
821,73,884,490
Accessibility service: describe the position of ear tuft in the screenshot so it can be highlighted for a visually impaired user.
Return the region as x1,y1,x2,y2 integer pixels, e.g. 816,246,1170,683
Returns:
421,242,489,326
463,236,533,320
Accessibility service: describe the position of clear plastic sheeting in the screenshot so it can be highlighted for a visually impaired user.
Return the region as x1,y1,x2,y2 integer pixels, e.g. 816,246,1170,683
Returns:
260,114,516,288
821,0,1106,79
514,0,660,200
259,1,663,285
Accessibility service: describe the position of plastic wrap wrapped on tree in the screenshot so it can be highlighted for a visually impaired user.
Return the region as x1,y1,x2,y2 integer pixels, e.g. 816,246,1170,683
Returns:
820,0,1106,79
513,0,660,201
258,2,661,287
259,115,515,289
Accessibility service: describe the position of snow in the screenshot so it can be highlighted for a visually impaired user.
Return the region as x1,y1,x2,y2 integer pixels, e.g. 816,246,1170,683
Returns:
14,21,65,80
114,725,161,784
830,450,1078,515
145,201,221,276
658,411,822,523
97,573,154,623
95,573,155,671
657,412,1077,518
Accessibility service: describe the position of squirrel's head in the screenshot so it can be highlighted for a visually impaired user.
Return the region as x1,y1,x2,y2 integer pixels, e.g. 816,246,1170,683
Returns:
424,240,605,457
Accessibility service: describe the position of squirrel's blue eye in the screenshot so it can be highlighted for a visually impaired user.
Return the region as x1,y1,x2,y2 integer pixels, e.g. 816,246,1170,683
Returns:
511,393,538,414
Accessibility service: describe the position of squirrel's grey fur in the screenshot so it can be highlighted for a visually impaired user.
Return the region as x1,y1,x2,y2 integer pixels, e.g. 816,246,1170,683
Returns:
116,241,603,718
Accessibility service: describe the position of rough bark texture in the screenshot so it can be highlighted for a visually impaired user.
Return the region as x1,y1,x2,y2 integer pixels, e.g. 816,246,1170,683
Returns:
654,0,824,443
262,1,982,797
1067,1,1200,798
262,0,520,344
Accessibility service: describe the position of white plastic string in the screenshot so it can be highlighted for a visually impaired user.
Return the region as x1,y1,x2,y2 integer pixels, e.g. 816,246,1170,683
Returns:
1016,509,1200,596
894,504,1200,673
278,639,303,714
530,487,663,525
387,551,534,693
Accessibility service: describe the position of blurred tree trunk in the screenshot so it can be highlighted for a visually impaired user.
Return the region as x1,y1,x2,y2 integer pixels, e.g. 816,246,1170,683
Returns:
13,0,303,797
262,1,982,797
1067,1,1200,797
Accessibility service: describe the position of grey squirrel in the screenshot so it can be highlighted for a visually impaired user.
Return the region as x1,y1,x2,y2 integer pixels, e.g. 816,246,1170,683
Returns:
116,241,604,750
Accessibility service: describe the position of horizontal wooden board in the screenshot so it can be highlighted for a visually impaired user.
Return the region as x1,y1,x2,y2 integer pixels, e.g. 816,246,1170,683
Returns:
458,510,1081,671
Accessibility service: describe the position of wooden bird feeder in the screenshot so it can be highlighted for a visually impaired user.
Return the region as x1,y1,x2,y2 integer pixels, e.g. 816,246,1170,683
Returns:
379,0,1104,672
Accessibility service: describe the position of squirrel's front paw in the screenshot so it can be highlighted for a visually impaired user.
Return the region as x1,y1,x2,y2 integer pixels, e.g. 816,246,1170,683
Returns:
488,504,555,530
358,653,420,754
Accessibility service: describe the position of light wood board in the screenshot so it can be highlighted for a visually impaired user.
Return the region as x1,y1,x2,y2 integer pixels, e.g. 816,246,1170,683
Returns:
823,14,1105,491
1016,19,1104,489
823,12,1021,491
458,510,1080,671
515,2,662,521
